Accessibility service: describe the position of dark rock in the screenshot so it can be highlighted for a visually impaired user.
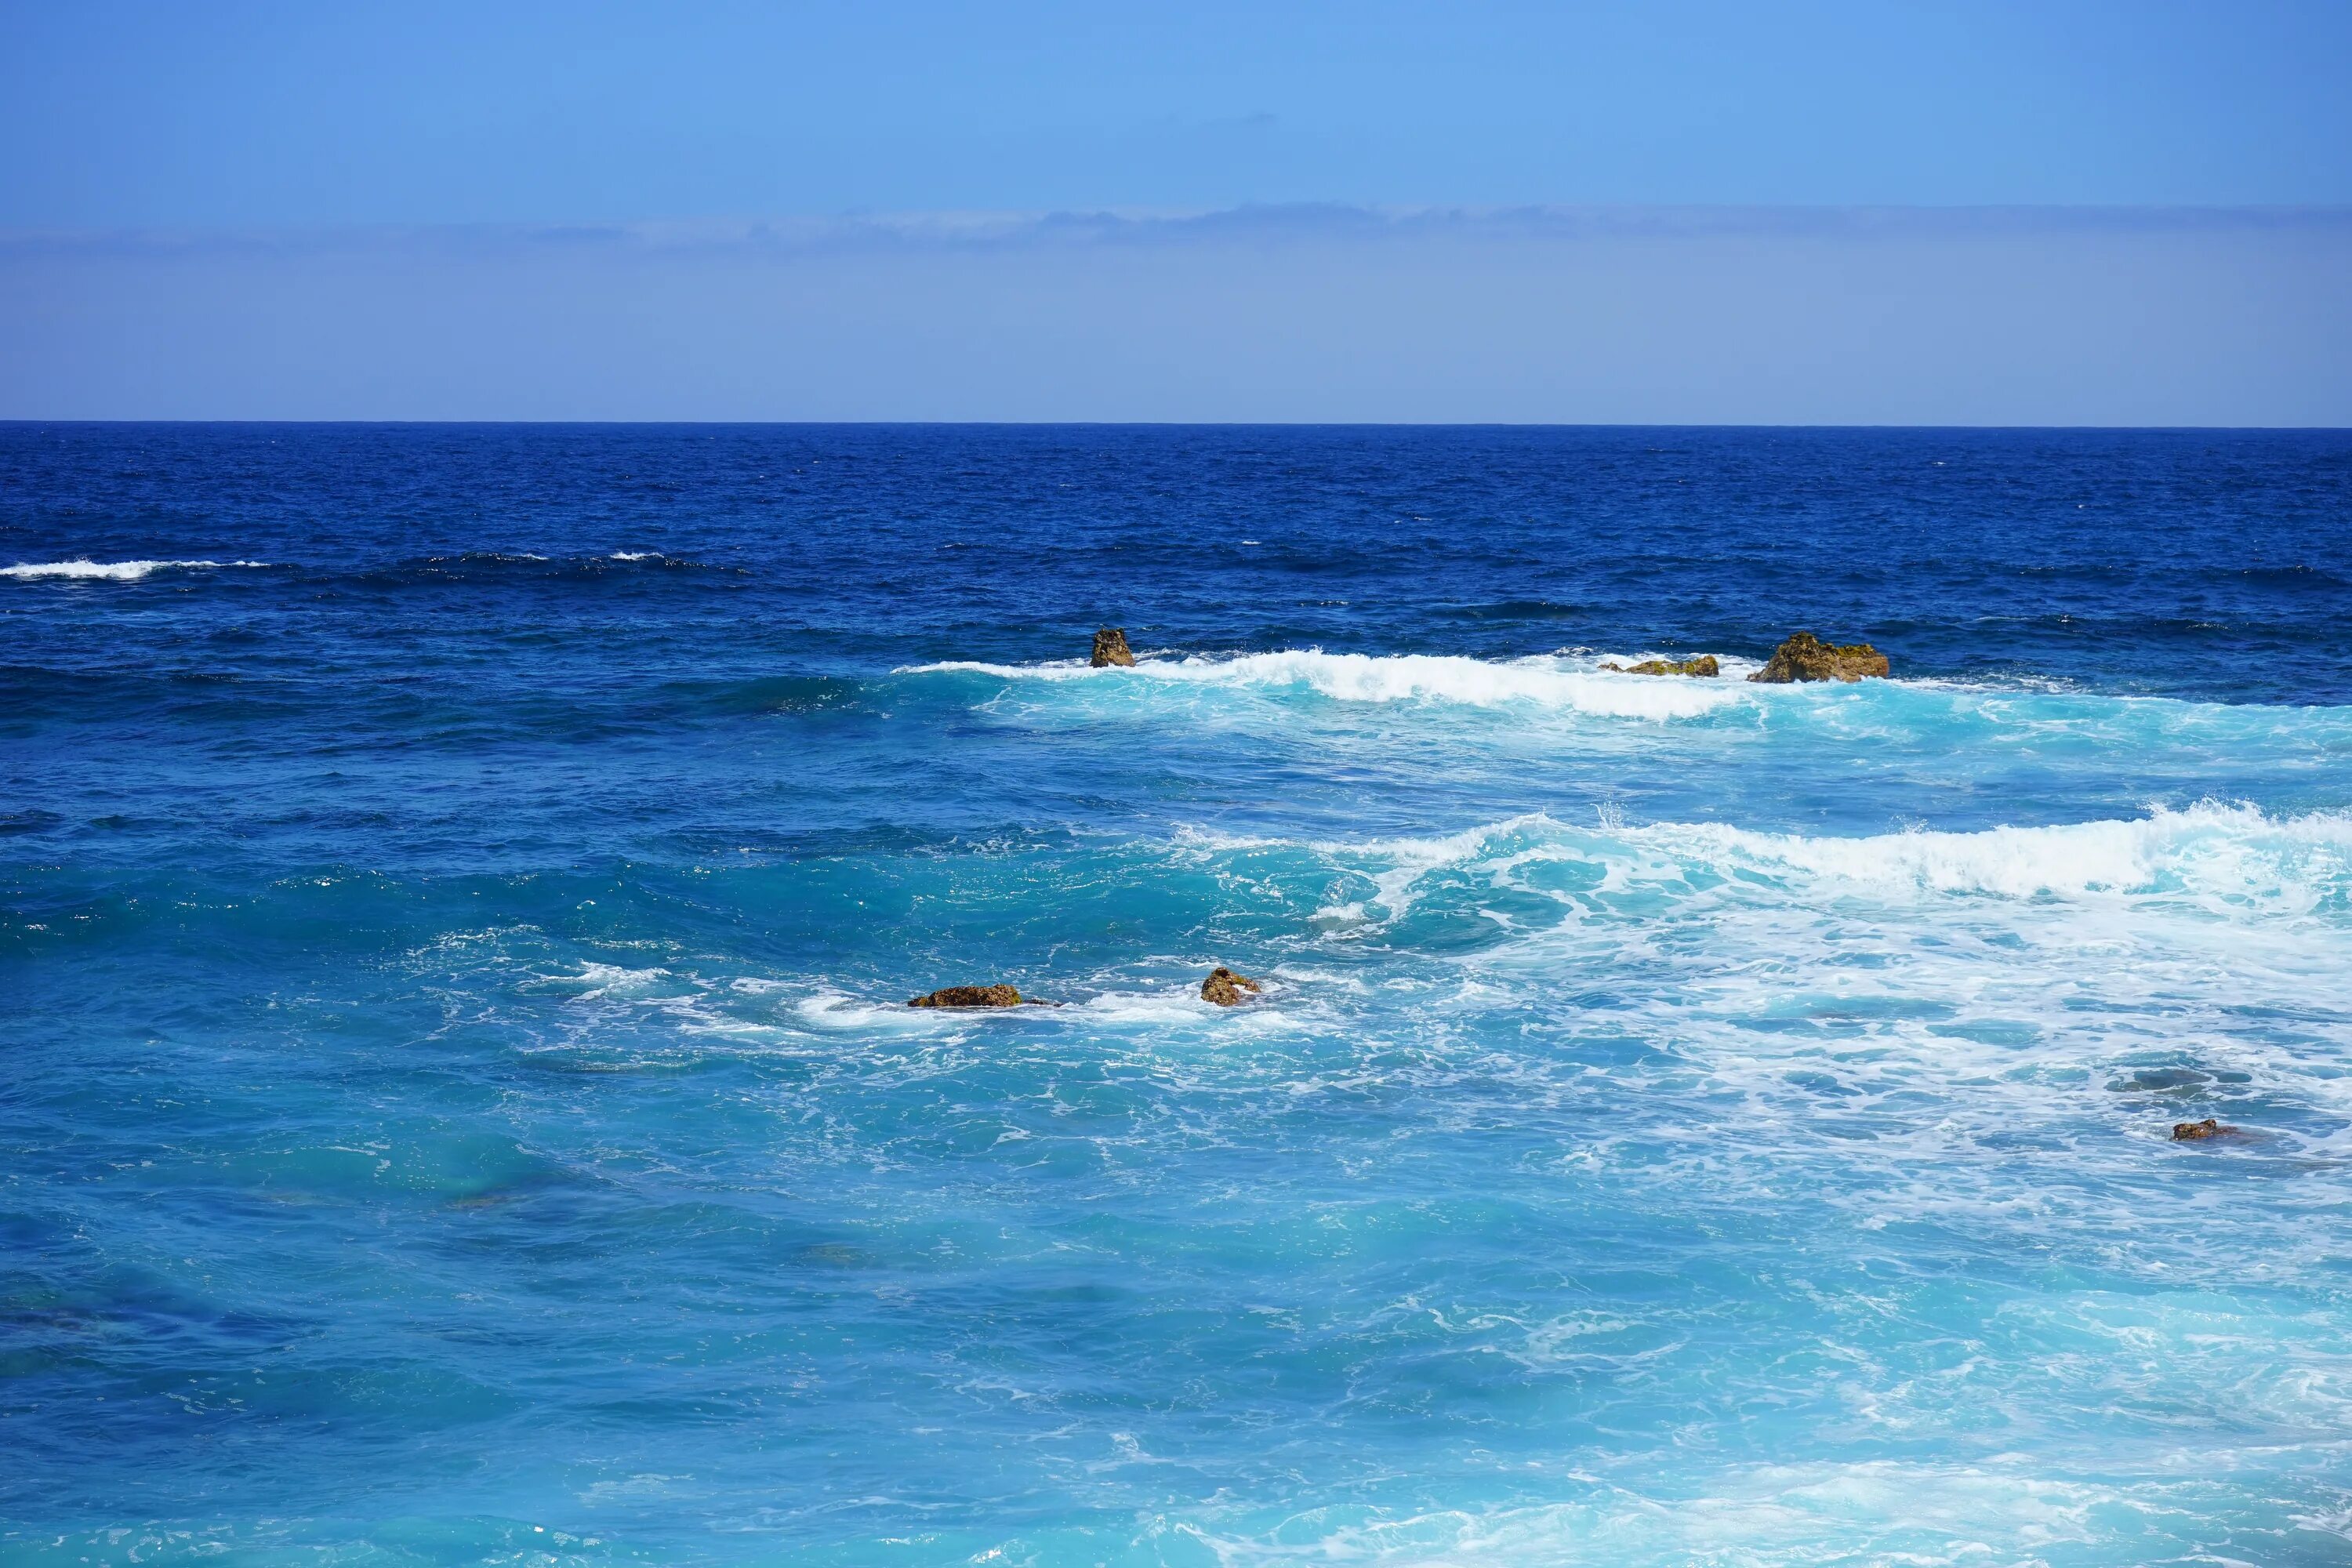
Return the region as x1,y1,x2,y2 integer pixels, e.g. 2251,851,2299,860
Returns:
1200,967,1262,1006
1091,628,1137,667
1602,655,1720,677
908,985,1024,1008
2172,1118,2241,1142
1747,633,1891,684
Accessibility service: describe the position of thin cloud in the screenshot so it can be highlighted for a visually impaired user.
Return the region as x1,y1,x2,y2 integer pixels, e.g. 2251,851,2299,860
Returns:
6,204,2350,262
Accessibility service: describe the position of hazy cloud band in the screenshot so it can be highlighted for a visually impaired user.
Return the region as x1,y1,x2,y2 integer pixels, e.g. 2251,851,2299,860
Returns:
4,205,2347,423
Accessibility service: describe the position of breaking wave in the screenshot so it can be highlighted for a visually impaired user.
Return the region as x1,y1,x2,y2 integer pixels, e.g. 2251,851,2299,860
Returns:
1646,800,2352,903
903,648,1750,719
1204,802,2352,920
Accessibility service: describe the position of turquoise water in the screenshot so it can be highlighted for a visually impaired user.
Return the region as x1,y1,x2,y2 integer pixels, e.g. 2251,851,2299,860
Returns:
5,425,2351,1565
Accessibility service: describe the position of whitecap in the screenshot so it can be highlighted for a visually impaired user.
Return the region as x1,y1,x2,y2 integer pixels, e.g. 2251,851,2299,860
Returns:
2,558,269,581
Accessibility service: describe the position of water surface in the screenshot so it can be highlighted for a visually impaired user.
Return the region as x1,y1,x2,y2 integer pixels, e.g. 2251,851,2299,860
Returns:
4,424,2350,1566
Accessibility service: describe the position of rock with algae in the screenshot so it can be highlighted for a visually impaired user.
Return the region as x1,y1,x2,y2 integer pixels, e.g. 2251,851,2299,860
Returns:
2172,1118,2243,1142
908,985,1025,1008
1200,967,1262,1006
1747,633,1890,684
1091,628,1137,667
1602,655,1720,677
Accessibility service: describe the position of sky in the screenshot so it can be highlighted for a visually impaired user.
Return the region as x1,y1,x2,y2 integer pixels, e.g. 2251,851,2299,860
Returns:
2,0,2348,422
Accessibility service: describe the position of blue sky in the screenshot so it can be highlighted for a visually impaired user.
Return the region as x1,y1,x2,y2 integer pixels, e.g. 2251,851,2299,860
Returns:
2,2,2347,421
6,0,2350,221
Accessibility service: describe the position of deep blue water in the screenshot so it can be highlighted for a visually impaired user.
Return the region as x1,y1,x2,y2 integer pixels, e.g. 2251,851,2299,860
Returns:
4,423,2351,1566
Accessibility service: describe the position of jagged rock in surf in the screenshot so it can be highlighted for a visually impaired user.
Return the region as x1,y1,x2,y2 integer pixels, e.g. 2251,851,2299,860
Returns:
1602,655,1721,677
1747,633,1889,684
908,984,1025,1009
2172,1118,2241,1142
1091,628,1138,667
1200,967,1262,1006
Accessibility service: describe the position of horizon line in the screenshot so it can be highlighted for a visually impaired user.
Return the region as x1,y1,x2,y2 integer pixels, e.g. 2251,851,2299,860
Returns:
6,419,2350,434
9,200,2352,258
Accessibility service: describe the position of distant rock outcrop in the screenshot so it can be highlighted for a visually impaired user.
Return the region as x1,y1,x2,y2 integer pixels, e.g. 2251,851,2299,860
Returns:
1747,633,1890,684
2172,1118,2241,1142
1602,655,1720,677
1200,967,1262,1006
908,985,1025,1008
1091,628,1137,667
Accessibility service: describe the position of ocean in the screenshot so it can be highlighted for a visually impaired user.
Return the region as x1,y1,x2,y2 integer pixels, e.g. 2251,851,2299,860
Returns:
4,423,2350,1566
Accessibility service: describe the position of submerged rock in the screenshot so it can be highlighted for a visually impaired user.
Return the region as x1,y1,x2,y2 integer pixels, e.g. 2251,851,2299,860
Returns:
1200,967,1262,1006
908,984,1025,1009
1091,628,1137,667
1747,632,1890,684
1602,655,1721,677
2172,1118,2241,1142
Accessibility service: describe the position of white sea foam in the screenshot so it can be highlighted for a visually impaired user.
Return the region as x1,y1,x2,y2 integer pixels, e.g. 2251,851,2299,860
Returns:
1185,1460,2230,1566
2,557,269,581
903,650,1743,720
794,990,944,1033
561,962,674,998
1164,800,2352,1161
1072,989,1226,1025
1069,977,1327,1033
